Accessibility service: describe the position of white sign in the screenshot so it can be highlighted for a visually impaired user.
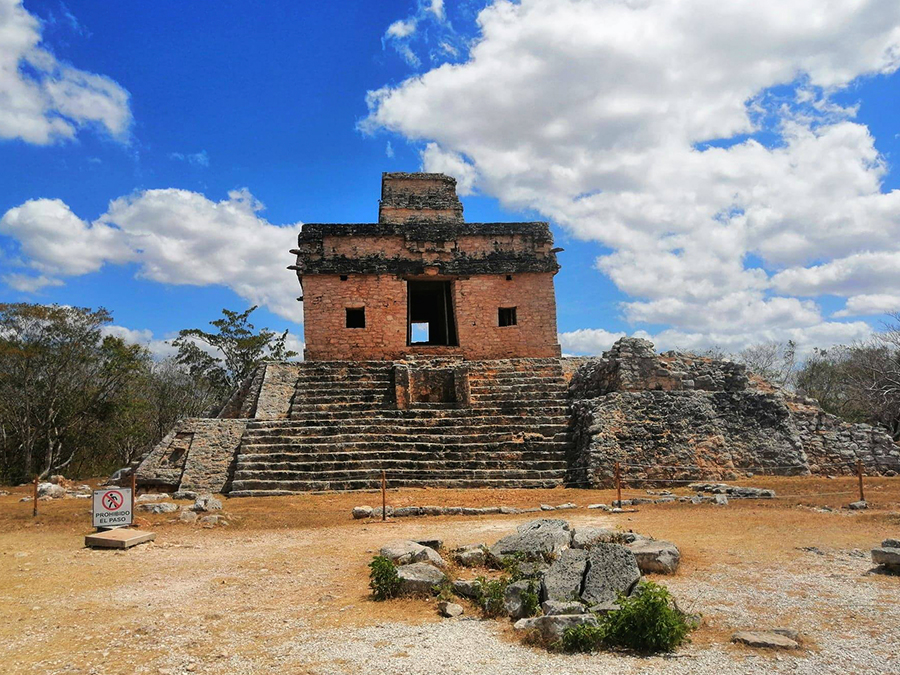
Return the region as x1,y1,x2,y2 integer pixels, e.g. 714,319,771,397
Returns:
92,488,132,528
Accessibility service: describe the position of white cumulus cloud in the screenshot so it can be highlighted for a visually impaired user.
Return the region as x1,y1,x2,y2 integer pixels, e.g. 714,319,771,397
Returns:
834,294,900,317
364,0,900,350
0,189,303,322
0,0,131,144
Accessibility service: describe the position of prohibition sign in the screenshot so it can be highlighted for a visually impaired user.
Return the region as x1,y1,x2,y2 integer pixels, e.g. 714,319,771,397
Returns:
102,490,124,511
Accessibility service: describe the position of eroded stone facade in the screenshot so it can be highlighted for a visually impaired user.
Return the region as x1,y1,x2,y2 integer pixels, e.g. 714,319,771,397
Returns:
292,172,562,361
569,338,900,487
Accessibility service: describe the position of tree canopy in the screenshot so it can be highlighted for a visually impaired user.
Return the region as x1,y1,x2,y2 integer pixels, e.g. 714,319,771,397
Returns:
0,303,293,483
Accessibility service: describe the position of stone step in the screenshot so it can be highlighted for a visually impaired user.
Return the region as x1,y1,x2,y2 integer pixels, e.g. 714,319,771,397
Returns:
291,393,393,404
469,392,568,403
286,405,570,420
237,439,572,455
279,414,572,428
241,428,571,443
242,429,571,444
230,470,567,493
293,374,393,383
469,381,569,393
228,475,566,496
235,457,569,474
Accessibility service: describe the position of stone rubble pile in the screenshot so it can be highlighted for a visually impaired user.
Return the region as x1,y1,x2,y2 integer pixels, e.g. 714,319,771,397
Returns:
19,476,93,501
688,483,776,499
135,492,230,527
350,489,781,519
375,518,683,636
871,538,900,573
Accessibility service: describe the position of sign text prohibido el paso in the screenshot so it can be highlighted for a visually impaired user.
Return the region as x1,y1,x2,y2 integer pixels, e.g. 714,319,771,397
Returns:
92,488,133,528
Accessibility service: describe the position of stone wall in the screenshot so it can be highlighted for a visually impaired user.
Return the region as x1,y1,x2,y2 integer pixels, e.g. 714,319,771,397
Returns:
302,272,560,361
177,419,247,494
255,362,302,419
569,338,900,487
136,418,247,493
378,172,464,224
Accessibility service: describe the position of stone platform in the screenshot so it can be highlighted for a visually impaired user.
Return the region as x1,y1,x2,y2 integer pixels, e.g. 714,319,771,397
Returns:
133,340,900,497
136,357,575,496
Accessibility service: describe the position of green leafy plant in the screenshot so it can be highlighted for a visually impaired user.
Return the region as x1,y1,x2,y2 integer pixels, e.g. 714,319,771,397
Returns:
499,552,528,580
599,581,695,653
521,579,541,618
434,581,455,603
368,555,401,601
477,576,510,618
560,622,607,653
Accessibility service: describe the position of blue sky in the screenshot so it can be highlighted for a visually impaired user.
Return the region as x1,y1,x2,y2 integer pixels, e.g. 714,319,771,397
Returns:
3,0,900,357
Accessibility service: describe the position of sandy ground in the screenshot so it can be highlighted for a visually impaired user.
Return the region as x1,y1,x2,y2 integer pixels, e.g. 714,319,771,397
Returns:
1,477,899,674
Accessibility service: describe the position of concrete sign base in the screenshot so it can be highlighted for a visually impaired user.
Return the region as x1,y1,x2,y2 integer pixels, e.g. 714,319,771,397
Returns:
85,529,155,549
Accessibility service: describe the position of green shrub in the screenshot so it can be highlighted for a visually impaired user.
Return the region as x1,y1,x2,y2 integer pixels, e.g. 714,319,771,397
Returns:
560,622,607,653
521,579,541,618
477,576,509,618
560,581,695,654
600,581,695,653
434,581,455,603
368,555,401,601
499,552,529,580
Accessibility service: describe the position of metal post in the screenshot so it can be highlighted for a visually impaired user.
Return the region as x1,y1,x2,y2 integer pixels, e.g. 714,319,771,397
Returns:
32,474,38,517
857,460,865,502
615,461,622,507
381,470,387,522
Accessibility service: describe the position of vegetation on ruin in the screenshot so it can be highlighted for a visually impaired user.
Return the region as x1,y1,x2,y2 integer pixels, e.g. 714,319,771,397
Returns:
476,576,510,618
0,302,295,483
705,315,900,441
368,555,401,601
520,579,541,618
172,305,297,399
560,581,696,654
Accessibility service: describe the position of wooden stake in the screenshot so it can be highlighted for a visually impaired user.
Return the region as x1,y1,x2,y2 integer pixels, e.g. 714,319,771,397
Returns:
615,461,622,507
130,470,137,526
32,474,38,517
381,470,387,521
857,460,865,502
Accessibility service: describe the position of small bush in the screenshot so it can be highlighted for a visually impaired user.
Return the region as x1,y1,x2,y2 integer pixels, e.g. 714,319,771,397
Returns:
499,552,528,580
477,576,509,618
521,579,541,618
560,581,695,654
600,581,695,653
369,555,401,601
434,581,455,603
560,623,606,653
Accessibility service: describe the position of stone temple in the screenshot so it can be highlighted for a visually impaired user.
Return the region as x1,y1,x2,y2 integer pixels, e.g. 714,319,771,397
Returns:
135,173,900,496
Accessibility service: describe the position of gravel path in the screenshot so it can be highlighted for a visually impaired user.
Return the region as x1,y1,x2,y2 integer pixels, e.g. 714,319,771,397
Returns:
3,494,899,675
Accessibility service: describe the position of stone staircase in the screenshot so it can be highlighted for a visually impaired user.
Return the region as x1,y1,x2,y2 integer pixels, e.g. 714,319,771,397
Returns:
229,359,573,495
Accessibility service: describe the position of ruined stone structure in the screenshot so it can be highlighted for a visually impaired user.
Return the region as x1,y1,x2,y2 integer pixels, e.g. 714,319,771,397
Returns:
137,174,572,495
134,173,900,496
292,172,561,361
568,338,900,487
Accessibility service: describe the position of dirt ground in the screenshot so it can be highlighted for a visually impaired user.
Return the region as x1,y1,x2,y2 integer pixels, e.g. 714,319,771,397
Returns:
1,477,898,674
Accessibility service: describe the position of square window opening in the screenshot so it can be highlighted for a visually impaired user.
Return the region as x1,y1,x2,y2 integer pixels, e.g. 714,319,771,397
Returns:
499,307,517,327
346,307,365,328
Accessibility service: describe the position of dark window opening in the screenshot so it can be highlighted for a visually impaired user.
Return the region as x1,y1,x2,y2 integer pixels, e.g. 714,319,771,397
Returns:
346,307,365,328
407,280,458,346
340,275,348,281
499,307,517,327
506,275,513,281
166,448,186,466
